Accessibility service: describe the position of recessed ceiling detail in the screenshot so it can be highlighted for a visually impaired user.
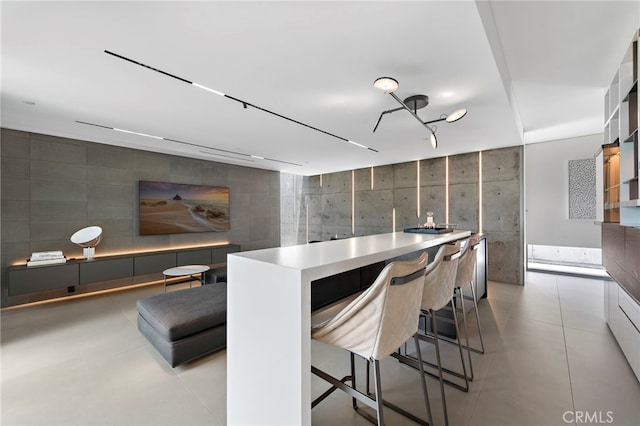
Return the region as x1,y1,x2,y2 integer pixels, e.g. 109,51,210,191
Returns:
104,50,379,154
76,120,302,166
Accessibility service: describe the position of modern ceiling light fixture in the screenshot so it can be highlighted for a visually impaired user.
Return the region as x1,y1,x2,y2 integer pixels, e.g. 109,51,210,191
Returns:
372,77,467,149
104,50,378,153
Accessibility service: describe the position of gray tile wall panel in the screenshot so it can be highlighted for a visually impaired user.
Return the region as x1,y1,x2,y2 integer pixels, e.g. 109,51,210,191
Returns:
30,201,86,222
485,231,522,284
170,156,204,178
449,183,479,231
420,158,445,186
1,178,30,201
280,173,295,195
2,221,29,243
483,180,521,232
321,193,351,225
30,221,81,244
302,175,322,195
354,168,372,192
31,179,87,202
420,186,446,225
482,146,521,182
87,183,134,220
355,189,393,228
133,152,171,181
250,216,272,242
87,144,133,169
1,129,30,157
449,152,479,185
394,187,419,230
2,157,29,179
307,195,323,224
394,161,417,189
202,162,230,186
31,160,87,181
280,195,295,225
2,199,29,221
322,171,351,194
30,135,86,164
87,165,133,185
372,165,394,190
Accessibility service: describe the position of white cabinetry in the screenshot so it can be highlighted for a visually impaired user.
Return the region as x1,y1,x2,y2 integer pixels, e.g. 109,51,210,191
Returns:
605,281,640,382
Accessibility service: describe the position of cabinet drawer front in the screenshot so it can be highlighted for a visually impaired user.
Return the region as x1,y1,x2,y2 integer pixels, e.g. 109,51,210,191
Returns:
80,258,133,284
616,305,640,381
8,264,79,296
619,286,640,331
177,249,211,265
134,253,176,275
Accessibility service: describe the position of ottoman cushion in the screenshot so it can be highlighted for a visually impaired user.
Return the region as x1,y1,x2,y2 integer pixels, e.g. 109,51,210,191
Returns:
136,283,227,342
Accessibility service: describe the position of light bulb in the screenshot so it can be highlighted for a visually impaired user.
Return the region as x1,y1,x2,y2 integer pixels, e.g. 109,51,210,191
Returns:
373,77,399,93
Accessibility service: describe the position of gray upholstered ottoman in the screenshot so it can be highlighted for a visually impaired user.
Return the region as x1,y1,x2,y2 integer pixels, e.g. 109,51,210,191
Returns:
136,283,227,367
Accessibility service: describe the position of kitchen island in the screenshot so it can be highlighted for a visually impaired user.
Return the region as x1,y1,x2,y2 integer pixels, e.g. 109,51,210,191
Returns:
227,230,471,425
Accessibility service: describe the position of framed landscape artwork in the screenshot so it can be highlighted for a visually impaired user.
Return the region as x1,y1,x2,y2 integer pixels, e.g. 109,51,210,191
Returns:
139,181,230,235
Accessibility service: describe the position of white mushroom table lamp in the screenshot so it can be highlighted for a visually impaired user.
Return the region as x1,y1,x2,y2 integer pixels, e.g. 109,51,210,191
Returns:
70,226,103,260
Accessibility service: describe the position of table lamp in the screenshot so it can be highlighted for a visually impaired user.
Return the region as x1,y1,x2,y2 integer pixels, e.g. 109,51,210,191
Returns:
70,226,103,260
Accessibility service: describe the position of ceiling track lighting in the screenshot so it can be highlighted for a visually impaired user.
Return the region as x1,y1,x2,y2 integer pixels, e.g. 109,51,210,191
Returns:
75,120,302,166
104,50,378,153
373,77,467,149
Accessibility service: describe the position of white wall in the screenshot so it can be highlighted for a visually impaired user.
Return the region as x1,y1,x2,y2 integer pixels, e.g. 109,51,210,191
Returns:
525,134,603,248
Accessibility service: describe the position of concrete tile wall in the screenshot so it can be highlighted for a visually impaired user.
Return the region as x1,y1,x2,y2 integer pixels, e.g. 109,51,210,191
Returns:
482,146,523,285
283,145,524,285
1,128,281,306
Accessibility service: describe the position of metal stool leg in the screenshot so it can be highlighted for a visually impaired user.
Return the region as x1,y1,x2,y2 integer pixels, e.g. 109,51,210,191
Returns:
469,282,486,354
414,334,434,426
458,287,474,380
430,309,449,426
372,360,384,426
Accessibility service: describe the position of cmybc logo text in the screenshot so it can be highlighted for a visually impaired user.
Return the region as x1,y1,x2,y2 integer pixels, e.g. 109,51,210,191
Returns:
563,411,614,424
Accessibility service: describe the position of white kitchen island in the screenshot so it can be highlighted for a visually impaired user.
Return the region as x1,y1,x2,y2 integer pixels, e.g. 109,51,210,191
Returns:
227,230,471,425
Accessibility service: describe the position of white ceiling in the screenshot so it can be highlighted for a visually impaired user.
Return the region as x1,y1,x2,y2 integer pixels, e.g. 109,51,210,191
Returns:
1,1,638,176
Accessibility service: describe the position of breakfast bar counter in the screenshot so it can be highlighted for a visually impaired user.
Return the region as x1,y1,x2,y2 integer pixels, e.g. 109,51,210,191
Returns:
227,230,471,425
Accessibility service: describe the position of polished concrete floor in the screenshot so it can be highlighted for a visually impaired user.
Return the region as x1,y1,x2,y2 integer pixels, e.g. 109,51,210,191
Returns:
1,272,639,425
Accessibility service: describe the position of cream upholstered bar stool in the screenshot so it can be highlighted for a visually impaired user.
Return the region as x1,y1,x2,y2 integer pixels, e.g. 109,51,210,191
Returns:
453,234,485,381
393,242,464,426
311,252,433,426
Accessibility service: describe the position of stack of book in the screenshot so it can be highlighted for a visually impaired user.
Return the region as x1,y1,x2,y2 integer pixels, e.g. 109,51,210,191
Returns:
27,251,67,267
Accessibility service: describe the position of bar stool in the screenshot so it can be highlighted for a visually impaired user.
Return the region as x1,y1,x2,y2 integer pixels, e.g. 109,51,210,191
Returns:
454,234,485,381
394,242,464,426
311,252,432,426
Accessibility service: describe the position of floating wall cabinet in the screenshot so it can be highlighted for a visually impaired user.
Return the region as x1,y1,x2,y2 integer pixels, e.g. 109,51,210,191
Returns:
602,28,640,384
8,244,240,299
